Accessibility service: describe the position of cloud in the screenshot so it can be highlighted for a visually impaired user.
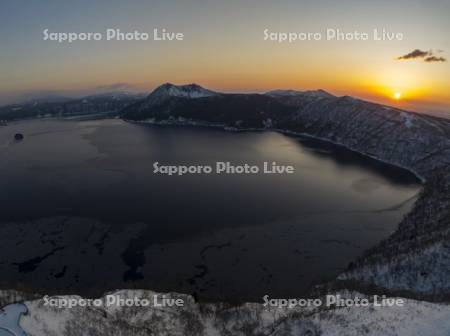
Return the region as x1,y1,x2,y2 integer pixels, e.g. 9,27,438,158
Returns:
397,49,431,60
424,56,447,63
396,49,447,63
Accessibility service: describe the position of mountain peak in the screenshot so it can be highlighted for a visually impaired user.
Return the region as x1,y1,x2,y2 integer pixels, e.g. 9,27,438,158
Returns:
151,83,218,99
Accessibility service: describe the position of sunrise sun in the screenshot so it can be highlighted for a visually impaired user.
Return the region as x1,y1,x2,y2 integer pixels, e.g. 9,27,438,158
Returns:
393,92,402,100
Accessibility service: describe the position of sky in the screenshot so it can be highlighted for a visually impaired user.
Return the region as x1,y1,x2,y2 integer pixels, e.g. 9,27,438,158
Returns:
1,0,450,116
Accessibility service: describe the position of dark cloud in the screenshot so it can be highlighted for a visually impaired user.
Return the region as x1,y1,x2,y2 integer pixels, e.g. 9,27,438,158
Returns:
396,49,431,60
396,49,446,63
424,56,447,63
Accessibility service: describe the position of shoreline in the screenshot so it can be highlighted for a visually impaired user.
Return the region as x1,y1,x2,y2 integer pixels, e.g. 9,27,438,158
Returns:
127,118,426,183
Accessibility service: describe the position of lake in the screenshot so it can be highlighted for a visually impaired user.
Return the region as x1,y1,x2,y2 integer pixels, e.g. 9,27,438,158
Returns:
0,118,421,302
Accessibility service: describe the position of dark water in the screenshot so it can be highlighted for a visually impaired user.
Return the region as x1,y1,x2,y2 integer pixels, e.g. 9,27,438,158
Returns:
0,119,421,302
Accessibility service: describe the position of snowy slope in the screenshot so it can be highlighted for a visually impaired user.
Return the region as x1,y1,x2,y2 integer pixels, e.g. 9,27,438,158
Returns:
0,290,447,336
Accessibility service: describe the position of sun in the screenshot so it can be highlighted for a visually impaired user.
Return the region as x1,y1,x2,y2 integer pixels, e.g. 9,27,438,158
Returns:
393,92,402,100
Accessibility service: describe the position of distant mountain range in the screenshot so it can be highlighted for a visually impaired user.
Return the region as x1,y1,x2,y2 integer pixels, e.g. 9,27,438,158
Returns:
0,92,145,121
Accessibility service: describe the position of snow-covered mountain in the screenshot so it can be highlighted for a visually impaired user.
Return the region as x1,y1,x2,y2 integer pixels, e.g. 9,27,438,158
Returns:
122,83,219,118
121,83,291,122
150,83,218,99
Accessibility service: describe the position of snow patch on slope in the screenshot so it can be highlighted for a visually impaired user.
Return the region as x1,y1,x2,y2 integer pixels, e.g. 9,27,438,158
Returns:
338,240,450,296
401,112,415,128
0,304,27,336
314,298,450,336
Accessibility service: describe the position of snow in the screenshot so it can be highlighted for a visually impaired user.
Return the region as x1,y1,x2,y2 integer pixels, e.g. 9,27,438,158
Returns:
0,304,27,336
3,290,447,335
315,299,450,336
401,112,414,128
262,118,273,128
